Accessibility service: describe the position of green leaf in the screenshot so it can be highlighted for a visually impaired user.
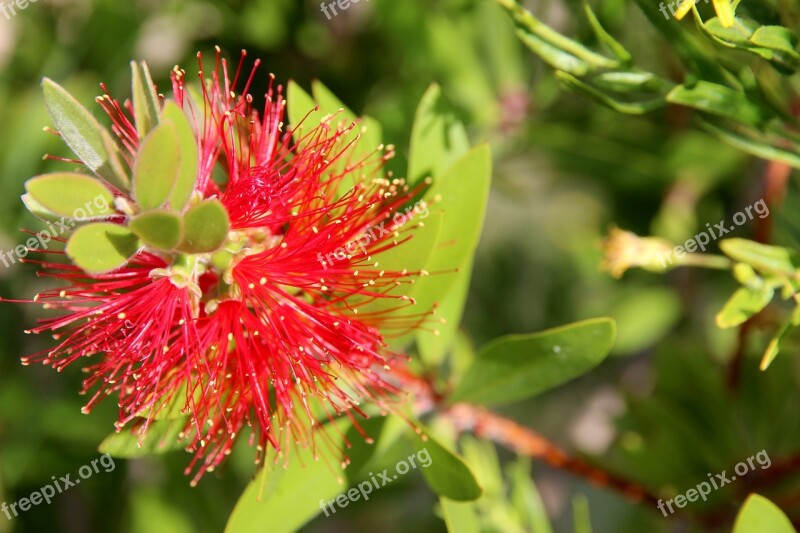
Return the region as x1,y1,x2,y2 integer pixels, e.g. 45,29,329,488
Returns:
179,199,230,253
133,121,181,210
42,78,129,190
716,286,774,328
608,287,681,355
66,223,140,274
131,60,160,139
225,417,385,533
287,80,322,140
161,101,199,211
700,16,756,45
356,211,443,319
750,26,800,58
130,210,183,250
21,193,62,223
441,499,481,533
733,494,795,533
450,318,616,406
666,81,768,128
509,458,553,533
408,146,492,341
515,30,591,76
556,71,668,115
720,238,799,275
699,118,800,169
497,0,618,71
311,80,383,195
99,418,187,458
572,495,592,533
417,264,471,366
582,2,631,65
415,429,482,501
312,80,383,153
760,316,795,371
24,173,115,219
408,84,470,187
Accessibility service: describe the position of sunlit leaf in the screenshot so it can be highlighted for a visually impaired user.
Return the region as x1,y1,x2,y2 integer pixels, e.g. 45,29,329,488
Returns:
133,121,181,210
99,418,187,458
66,223,140,274
24,173,115,219
161,101,199,211
733,494,795,533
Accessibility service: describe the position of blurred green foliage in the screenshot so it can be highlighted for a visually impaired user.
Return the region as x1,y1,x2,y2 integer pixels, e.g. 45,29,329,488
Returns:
1,0,800,532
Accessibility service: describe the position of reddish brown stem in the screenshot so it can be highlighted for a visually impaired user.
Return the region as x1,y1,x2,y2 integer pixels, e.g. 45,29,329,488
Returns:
446,403,661,507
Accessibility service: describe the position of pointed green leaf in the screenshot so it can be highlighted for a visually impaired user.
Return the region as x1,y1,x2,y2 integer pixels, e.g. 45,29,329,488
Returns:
583,2,631,65
733,494,795,533
699,118,800,169
408,84,470,187
42,78,129,190
497,0,621,81
760,315,795,371
666,81,768,128
66,223,140,274
750,26,800,58
130,210,183,250
179,199,230,253
99,418,187,458
556,72,669,115
131,61,161,139
310,80,383,195
716,286,774,328
408,146,491,336
720,238,799,274
356,211,443,318
133,121,181,210
441,499,481,533
161,101,198,211
417,264,471,365
225,417,385,533
25,173,115,219
415,429,482,501
572,495,592,533
21,193,62,223
286,81,323,145
450,318,616,406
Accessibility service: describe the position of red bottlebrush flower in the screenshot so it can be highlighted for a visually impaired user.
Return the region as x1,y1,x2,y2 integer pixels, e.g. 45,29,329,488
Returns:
16,50,435,484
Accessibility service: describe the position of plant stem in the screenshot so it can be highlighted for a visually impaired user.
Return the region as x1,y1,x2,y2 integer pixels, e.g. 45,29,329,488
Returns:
446,403,662,507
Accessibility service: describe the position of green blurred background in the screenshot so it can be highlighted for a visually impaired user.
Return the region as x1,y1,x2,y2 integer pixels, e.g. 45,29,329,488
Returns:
1,0,799,532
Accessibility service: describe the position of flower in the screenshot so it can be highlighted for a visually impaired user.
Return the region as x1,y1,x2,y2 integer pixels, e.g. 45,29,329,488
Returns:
674,0,735,28
18,50,434,484
600,227,675,278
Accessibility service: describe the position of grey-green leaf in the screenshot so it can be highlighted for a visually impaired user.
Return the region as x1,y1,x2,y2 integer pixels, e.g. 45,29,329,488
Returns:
42,78,130,190
131,60,161,139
